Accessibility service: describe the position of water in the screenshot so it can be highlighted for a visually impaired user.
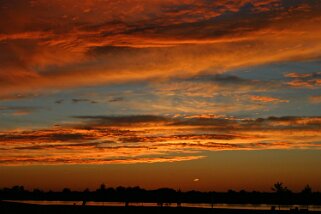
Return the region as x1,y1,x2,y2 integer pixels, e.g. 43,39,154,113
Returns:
6,200,321,211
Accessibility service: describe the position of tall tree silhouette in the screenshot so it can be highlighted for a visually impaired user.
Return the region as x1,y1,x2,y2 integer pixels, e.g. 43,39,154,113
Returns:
272,182,291,210
301,185,312,209
272,182,290,193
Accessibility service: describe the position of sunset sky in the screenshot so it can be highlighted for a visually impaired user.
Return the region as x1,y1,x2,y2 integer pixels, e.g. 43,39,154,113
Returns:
1,0,321,192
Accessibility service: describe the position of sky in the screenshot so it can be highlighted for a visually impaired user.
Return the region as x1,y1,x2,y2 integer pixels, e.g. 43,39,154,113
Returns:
0,0,321,192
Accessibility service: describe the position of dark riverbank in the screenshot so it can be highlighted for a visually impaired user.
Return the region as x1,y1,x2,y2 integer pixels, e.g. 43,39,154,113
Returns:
1,201,320,214
2,184,320,205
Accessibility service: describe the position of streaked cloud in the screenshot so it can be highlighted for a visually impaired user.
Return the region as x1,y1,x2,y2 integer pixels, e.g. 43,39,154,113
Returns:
0,106,40,116
153,74,279,98
1,0,321,99
72,98,97,104
1,114,320,165
285,72,321,88
250,95,289,103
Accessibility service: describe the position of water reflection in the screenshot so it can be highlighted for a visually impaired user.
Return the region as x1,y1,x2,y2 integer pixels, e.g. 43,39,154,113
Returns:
6,200,321,211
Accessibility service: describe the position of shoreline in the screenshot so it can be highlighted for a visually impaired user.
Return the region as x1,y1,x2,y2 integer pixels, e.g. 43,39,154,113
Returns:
1,200,320,214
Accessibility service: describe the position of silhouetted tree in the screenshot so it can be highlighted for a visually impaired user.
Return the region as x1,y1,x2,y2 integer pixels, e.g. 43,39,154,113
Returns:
82,188,90,205
62,188,71,193
99,184,106,191
116,186,127,202
2,183,321,206
32,188,43,200
272,182,291,210
301,185,312,194
272,182,290,194
11,185,25,193
301,185,312,209
177,189,182,207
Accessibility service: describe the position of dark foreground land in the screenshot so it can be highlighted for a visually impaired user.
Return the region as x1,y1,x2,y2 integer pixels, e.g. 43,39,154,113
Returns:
1,201,320,214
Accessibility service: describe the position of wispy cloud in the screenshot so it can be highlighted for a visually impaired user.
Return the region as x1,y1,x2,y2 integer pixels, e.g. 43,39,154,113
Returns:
1,0,321,98
1,114,320,165
72,98,97,104
0,106,40,116
285,72,321,88
250,95,289,103
153,74,279,98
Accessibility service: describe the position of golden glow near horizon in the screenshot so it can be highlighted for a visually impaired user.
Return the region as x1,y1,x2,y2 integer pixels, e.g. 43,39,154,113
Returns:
1,0,321,191
1,115,321,165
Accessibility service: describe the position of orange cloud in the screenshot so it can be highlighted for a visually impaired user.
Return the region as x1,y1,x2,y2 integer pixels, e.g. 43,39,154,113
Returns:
1,115,321,166
285,72,321,88
1,1,321,98
0,155,206,166
250,95,289,103
0,31,51,42
284,72,314,78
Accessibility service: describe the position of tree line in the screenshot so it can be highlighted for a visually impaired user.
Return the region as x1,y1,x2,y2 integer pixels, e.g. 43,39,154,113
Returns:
1,182,321,205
